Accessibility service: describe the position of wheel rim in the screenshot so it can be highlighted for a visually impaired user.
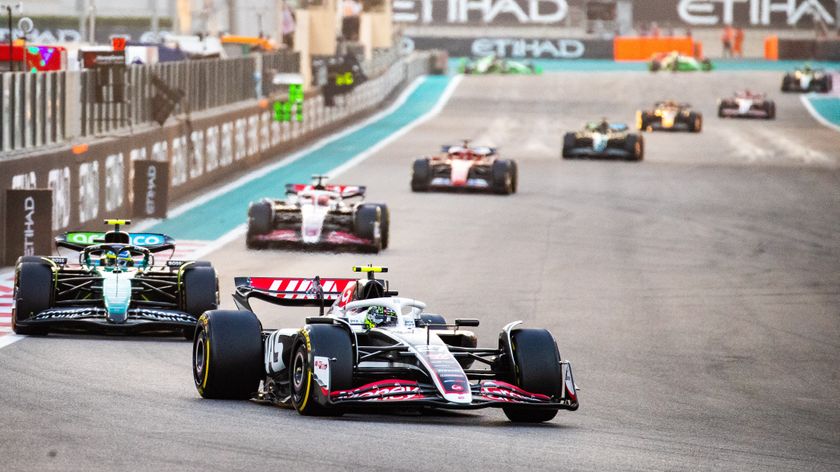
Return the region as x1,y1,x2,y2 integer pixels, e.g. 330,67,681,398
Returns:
194,331,207,381
292,349,306,394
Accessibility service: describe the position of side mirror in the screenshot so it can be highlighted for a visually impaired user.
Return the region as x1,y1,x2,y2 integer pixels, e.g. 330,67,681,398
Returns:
454,318,479,327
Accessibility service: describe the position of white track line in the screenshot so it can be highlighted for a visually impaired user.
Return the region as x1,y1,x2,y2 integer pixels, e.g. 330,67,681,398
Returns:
800,94,840,133
133,76,430,232
0,334,25,349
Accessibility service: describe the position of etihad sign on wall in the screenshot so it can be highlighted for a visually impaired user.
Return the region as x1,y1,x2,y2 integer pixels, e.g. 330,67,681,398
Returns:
393,0,569,24
678,0,835,26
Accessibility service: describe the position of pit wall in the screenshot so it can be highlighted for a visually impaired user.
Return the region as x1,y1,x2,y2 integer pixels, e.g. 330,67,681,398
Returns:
0,53,432,263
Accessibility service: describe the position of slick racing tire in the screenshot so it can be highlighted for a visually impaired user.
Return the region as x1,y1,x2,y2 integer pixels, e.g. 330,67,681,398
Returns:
689,112,703,133
354,204,383,252
817,76,832,93
193,310,263,399
492,159,516,195
12,261,53,336
625,134,644,162
717,104,726,118
369,203,390,249
637,111,651,131
411,158,432,192
501,328,563,423
781,75,792,92
181,264,219,319
561,133,576,159
291,325,353,416
247,200,273,236
767,102,776,120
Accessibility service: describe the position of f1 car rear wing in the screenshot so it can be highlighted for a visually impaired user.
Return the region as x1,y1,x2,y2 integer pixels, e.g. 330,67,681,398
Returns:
233,276,358,313
285,183,366,198
55,220,176,253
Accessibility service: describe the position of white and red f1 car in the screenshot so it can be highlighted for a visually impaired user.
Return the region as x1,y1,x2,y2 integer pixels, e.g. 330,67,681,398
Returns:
718,91,776,119
411,141,517,194
246,176,389,253
192,266,578,423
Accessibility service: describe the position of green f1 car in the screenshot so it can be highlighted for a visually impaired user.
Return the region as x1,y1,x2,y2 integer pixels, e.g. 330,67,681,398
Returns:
458,55,542,75
12,219,218,338
649,52,712,72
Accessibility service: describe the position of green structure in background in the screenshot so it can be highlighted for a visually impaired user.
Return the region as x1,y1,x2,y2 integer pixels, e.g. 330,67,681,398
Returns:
274,83,304,122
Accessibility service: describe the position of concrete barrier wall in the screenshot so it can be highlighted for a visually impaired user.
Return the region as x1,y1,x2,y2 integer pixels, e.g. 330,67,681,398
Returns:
0,53,432,262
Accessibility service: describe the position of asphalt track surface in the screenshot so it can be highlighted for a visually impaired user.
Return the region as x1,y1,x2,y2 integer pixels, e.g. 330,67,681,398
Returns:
2,70,840,471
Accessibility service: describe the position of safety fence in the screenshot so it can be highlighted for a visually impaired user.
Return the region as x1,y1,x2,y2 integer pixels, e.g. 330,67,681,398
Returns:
0,52,435,264
1,50,300,155
0,71,66,153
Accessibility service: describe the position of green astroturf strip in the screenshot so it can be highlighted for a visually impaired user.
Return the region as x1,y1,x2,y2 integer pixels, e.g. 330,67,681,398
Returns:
148,75,452,240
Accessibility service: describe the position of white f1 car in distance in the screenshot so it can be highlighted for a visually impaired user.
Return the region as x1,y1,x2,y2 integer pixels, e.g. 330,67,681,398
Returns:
246,175,389,253
192,266,578,423
718,91,776,119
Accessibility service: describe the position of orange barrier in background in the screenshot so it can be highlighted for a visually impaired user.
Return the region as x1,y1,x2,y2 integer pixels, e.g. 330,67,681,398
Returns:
614,37,697,61
764,35,779,60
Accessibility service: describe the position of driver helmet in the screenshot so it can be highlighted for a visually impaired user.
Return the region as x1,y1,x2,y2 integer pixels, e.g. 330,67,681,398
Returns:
316,194,330,206
101,250,117,267
598,119,610,133
364,305,397,329
117,249,133,268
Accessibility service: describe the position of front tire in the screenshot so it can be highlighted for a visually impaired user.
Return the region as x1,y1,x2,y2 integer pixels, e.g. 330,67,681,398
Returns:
501,328,563,423
625,134,644,161
491,160,515,195
181,264,219,318
411,158,432,192
193,310,263,399
690,112,703,132
12,262,53,335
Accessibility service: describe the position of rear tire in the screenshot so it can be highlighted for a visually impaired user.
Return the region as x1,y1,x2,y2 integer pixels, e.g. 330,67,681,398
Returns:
562,133,576,158
370,203,390,249
637,112,650,131
781,75,792,92
12,262,53,336
501,328,563,423
247,200,273,249
767,102,776,120
193,310,263,399
354,204,382,252
291,325,353,416
411,158,432,192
